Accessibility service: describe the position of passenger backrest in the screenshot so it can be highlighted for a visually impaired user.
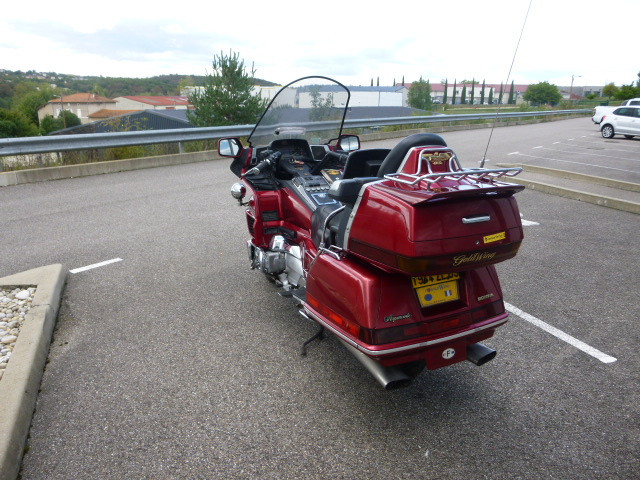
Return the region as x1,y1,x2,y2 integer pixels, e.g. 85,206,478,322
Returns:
376,133,447,177
342,148,391,179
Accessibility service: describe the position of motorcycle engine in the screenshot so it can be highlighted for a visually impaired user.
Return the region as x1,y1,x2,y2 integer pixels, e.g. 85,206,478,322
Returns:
248,236,305,290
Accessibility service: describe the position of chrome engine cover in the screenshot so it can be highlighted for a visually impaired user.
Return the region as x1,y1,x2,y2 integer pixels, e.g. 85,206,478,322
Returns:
247,236,305,289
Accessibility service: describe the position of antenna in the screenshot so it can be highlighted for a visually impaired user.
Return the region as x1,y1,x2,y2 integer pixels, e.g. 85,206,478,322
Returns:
480,0,534,168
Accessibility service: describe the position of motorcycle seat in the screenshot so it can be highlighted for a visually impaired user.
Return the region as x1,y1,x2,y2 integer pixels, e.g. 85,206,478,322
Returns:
328,177,379,205
342,149,390,179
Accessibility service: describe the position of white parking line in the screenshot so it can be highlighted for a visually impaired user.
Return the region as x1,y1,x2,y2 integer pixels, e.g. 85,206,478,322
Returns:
535,145,640,162
509,152,640,174
505,302,617,364
70,258,123,274
521,219,539,226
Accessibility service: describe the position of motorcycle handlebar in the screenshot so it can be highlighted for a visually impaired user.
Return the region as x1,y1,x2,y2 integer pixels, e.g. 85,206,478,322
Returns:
243,151,282,176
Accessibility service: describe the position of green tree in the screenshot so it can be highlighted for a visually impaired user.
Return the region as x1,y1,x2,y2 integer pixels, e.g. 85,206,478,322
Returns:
0,108,39,138
461,85,467,104
452,79,457,105
470,78,475,105
508,81,515,104
443,79,448,104
40,111,81,135
187,51,267,126
92,84,108,97
602,83,618,99
523,81,562,105
407,77,433,110
13,86,59,125
308,87,338,121
498,83,504,105
614,83,640,100
488,88,494,105
480,79,486,104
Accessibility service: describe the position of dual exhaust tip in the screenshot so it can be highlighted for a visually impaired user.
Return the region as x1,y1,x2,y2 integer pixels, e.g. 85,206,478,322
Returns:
340,339,497,390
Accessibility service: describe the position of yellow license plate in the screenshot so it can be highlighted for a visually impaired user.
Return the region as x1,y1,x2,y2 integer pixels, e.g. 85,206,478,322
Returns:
412,273,460,308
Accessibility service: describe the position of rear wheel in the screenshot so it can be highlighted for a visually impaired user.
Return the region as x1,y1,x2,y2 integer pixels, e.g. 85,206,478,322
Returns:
601,124,615,138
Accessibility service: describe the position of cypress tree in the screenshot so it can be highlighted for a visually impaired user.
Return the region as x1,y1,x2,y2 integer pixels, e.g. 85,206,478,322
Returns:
452,79,457,105
508,80,515,104
480,79,486,104
443,79,448,104
461,85,467,104
470,78,475,105
498,83,504,105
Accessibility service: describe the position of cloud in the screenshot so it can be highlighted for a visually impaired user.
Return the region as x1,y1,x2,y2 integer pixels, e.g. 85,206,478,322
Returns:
1,0,639,86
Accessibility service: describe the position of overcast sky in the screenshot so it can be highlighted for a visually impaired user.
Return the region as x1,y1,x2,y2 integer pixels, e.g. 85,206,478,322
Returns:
2,0,638,88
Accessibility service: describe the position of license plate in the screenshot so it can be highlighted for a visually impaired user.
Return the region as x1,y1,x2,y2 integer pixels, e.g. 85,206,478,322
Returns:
412,273,460,308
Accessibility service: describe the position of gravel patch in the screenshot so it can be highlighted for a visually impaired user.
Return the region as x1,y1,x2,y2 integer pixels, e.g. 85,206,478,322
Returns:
0,286,36,382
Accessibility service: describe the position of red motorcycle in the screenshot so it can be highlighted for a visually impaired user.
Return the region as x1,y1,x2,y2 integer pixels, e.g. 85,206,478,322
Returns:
219,77,524,389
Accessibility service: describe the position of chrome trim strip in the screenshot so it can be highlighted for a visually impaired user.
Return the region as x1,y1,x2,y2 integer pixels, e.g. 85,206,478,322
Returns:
302,307,509,356
462,215,491,224
395,147,420,174
321,205,345,247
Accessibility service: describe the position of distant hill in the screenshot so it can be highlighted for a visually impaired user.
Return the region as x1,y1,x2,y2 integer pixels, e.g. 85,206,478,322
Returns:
0,69,279,108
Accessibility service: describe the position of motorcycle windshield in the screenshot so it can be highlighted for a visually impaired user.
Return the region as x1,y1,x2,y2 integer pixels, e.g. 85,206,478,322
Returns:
248,76,350,147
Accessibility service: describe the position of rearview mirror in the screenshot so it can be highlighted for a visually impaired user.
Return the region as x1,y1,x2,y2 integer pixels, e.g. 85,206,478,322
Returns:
337,135,360,152
218,138,242,157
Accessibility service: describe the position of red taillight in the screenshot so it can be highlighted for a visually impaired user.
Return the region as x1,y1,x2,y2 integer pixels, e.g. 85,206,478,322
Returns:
471,300,505,320
360,323,428,344
359,301,505,346
349,239,521,275
307,294,361,338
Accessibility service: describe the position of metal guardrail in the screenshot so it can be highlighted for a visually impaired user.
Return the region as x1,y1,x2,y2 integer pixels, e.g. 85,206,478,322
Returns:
0,109,591,157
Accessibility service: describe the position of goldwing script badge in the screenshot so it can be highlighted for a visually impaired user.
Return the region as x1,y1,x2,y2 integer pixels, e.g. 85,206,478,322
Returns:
422,151,451,166
452,251,497,267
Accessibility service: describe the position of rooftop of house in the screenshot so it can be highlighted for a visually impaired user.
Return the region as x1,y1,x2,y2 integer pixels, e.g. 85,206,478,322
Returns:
88,109,141,119
50,93,116,103
116,95,191,106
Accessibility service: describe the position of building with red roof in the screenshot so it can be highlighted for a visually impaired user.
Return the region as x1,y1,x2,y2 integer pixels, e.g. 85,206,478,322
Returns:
38,93,117,124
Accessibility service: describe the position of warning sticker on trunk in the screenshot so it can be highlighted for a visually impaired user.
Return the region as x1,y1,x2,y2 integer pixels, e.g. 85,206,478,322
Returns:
483,231,506,244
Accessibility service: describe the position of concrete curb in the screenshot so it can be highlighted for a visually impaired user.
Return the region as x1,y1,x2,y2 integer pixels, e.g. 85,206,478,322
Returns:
501,177,640,214
0,264,67,480
0,150,220,187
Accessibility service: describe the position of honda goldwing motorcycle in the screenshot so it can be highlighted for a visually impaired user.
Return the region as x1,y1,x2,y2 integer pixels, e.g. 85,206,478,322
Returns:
219,77,524,389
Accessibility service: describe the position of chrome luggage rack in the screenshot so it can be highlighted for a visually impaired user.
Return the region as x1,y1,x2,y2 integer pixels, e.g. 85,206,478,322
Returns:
383,147,522,190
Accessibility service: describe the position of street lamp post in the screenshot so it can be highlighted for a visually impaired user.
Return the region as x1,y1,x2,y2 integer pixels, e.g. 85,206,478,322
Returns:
53,94,67,128
569,74,582,103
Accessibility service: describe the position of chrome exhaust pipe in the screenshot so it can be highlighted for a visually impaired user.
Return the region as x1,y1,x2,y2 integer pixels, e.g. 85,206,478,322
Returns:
338,339,412,390
467,342,496,366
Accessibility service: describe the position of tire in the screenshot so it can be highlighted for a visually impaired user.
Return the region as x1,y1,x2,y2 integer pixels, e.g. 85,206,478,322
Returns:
601,124,615,139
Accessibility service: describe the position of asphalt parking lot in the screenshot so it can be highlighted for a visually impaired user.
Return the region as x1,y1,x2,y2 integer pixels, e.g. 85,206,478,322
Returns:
1,118,638,479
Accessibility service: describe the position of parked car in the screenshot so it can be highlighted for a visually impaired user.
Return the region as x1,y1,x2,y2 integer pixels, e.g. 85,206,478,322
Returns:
593,98,640,124
600,106,640,139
